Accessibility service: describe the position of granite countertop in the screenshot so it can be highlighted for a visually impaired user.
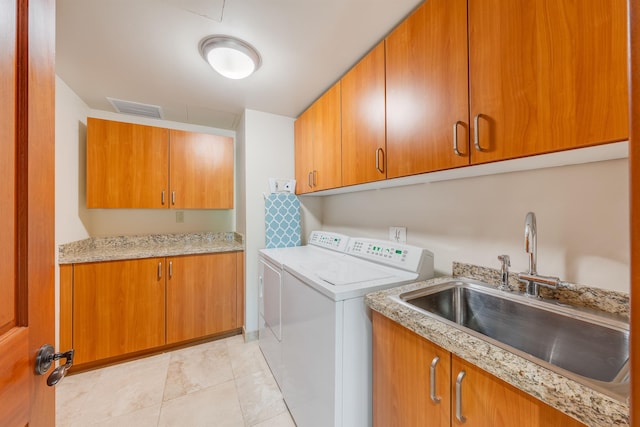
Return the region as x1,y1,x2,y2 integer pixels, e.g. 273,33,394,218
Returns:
58,232,244,264
365,262,630,427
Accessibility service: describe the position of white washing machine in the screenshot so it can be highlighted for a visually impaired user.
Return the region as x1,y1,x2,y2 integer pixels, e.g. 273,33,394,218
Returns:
258,231,350,388
259,231,434,427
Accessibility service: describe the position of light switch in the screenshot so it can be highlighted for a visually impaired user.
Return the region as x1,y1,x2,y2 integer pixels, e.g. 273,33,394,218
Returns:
176,211,184,223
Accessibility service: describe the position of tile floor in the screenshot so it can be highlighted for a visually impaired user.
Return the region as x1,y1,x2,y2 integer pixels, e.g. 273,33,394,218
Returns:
56,335,296,427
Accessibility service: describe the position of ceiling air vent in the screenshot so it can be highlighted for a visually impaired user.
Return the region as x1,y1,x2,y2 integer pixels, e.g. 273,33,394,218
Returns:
107,97,164,119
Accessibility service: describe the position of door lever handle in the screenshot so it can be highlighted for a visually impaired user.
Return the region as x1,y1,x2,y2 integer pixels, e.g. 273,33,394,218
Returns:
35,344,75,386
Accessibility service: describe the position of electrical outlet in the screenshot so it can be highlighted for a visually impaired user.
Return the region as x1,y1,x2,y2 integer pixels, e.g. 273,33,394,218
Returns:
176,211,184,223
389,226,407,243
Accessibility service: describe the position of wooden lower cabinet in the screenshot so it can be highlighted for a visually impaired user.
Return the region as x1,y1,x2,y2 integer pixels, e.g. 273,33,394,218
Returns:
73,258,166,365
65,252,244,367
373,311,450,427
451,356,585,427
166,253,237,344
372,312,585,427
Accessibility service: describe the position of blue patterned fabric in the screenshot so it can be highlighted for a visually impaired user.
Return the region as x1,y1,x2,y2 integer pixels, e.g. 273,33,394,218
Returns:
265,193,301,248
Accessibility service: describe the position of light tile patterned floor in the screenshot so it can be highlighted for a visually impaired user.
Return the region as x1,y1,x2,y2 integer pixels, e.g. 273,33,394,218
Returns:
56,335,295,427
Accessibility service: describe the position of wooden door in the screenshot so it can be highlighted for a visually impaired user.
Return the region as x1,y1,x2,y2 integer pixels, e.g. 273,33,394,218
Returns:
469,0,628,164
169,130,234,209
312,82,342,191
294,107,315,194
341,42,386,186
166,253,237,344
72,259,166,365
385,0,470,178
630,1,639,425
86,118,170,208
0,0,55,425
451,356,585,426
372,312,450,427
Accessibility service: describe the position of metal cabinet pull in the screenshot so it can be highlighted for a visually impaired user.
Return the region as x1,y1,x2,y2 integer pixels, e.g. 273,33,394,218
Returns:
308,171,313,188
157,262,162,280
375,148,385,173
161,190,166,205
453,121,464,156
455,370,467,423
169,261,173,278
171,191,176,205
473,114,486,152
429,356,441,403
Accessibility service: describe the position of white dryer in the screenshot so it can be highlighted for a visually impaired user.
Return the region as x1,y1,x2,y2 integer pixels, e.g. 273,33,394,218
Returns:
259,231,434,427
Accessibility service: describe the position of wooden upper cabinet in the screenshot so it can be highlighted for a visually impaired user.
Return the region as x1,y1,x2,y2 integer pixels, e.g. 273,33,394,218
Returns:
385,0,470,179
294,107,315,193
312,82,342,192
294,82,342,194
86,118,169,208
451,356,585,427
72,258,166,365
169,130,234,209
373,311,451,427
87,118,234,208
468,0,629,164
341,42,387,186
166,253,237,344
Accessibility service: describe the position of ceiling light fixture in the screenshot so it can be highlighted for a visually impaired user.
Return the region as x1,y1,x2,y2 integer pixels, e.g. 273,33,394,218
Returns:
199,35,262,80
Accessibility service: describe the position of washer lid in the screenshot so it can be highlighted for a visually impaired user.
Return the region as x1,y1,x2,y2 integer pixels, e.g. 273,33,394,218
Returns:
303,259,394,286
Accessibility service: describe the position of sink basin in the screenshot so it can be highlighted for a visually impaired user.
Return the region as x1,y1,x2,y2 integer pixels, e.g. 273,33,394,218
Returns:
396,280,629,399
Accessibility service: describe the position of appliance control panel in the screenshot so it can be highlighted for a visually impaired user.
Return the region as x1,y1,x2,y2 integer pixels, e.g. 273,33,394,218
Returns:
308,231,350,253
347,238,434,275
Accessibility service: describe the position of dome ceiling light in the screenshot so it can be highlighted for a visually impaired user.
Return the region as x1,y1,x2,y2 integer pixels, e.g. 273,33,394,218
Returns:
199,35,262,80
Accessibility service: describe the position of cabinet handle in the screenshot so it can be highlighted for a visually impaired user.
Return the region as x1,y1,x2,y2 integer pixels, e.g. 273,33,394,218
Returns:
473,114,486,152
375,148,384,174
429,356,441,403
161,191,166,205
171,191,176,205
455,370,467,423
157,262,162,280
312,170,317,187
169,261,173,278
453,121,464,156
308,171,313,188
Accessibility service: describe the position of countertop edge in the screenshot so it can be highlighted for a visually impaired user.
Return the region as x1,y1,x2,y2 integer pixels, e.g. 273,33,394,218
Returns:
58,232,245,264
365,276,629,427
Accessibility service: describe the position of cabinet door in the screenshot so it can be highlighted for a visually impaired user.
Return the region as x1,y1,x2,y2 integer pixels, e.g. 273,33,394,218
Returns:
166,253,237,344
73,258,166,365
451,356,585,427
469,0,628,164
385,0,470,178
169,130,234,209
86,118,169,208
312,82,342,191
342,42,386,186
294,107,315,194
372,312,450,427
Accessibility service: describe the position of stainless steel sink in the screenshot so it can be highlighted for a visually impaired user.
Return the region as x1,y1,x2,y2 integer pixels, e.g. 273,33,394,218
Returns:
396,280,629,399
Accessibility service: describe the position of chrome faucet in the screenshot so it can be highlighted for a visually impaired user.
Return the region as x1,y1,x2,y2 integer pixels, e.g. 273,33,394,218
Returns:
517,212,562,298
524,212,537,275
497,254,510,290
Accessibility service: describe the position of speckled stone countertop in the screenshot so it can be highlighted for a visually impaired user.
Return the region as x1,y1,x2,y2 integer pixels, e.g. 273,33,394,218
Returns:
365,262,630,427
58,232,244,264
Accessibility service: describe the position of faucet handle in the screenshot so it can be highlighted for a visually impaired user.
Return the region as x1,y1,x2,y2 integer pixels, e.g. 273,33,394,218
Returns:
498,254,510,266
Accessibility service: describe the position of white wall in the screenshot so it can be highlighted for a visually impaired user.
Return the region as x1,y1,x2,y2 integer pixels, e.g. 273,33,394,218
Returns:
236,109,295,335
315,158,630,293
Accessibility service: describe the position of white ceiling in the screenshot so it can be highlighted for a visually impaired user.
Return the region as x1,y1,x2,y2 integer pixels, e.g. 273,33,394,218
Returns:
56,0,423,130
